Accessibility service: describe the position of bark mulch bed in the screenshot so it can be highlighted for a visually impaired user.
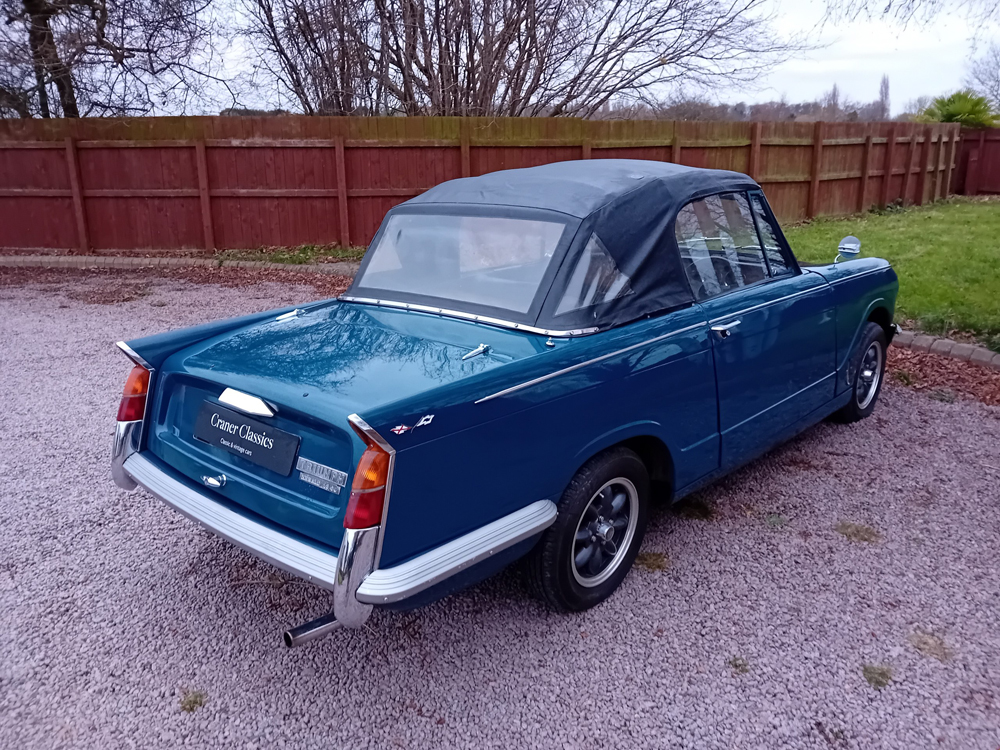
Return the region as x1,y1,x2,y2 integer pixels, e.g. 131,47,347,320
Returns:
888,346,1000,407
0,265,352,299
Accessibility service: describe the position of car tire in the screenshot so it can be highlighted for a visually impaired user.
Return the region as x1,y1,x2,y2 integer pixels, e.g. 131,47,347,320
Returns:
832,322,888,424
525,447,649,612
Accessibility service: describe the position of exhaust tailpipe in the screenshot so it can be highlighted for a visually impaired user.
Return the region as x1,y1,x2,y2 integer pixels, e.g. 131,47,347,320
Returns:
283,611,341,648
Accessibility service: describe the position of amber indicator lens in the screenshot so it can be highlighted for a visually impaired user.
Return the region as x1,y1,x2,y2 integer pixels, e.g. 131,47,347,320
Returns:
352,447,390,491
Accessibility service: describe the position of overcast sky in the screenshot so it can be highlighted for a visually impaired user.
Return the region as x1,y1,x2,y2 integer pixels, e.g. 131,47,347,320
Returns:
717,0,998,114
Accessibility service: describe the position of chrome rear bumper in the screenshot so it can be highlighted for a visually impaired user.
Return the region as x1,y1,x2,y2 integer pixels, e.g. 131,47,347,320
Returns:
125,453,345,589
118,452,557,633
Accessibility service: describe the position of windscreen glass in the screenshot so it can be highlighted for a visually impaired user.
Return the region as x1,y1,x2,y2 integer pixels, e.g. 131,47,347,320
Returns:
354,213,568,315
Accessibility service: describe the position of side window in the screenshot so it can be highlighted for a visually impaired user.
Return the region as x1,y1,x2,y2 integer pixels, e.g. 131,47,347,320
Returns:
749,193,791,276
554,233,632,314
674,192,769,301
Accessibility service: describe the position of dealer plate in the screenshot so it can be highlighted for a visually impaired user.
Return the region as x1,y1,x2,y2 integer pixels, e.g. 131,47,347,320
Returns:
193,402,300,476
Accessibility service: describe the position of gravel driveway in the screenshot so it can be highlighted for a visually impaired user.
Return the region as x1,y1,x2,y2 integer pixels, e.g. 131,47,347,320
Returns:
2,273,999,750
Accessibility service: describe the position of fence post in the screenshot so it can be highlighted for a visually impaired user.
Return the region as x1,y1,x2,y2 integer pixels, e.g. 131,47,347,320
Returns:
807,121,824,219
194,141,215,252
916,125,933,205
931,131,942,201
335,135,351,248
65,137,89,255
901,131,917,205
858,132,873,213
969,130,987,195
460,120,471,177
748,122,761,181
943,127,958,197
966,148,981,196
879,125,897,208
671,122,682,165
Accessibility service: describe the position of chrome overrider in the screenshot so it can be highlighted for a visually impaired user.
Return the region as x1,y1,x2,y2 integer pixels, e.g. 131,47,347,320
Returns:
110,356,557,645
112,420,141,491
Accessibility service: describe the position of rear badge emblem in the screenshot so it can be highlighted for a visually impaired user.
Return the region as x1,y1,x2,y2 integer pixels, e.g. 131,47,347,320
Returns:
391,414,434,436
296,457,347,495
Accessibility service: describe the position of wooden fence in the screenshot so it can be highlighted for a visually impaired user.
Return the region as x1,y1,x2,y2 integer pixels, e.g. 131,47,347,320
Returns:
955,128,1000,196
0,116,961,255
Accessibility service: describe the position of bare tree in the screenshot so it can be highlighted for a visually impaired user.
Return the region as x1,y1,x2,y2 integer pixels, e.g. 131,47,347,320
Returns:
968,43,1000,108
0,0,227,118
821,83,841,118
878,74,890,119
899,94,934,120
239,0,386,114
823,0,999,24
239,0,802,117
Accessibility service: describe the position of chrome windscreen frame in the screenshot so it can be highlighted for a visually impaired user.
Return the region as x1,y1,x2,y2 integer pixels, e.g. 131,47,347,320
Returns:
340,296,599,337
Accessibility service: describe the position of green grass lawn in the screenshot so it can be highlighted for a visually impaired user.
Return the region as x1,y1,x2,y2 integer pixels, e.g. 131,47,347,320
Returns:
783,198,1000,350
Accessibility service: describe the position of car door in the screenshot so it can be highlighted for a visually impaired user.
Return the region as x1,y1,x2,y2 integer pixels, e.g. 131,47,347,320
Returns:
674,191,837,469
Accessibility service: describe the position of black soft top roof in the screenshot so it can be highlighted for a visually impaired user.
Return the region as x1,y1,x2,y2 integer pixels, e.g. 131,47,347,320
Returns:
352,160,764,333
408,159,759,219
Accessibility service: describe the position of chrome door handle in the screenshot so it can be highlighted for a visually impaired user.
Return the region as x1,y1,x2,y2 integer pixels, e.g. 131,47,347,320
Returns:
710,319,741,339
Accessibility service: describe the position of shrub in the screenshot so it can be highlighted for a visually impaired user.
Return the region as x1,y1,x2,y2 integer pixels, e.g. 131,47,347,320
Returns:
920,90,998,128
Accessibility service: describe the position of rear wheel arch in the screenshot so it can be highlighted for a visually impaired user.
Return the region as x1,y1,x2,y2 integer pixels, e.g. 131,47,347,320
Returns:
566,428,675,497
620,435,674,501
570,431,674,502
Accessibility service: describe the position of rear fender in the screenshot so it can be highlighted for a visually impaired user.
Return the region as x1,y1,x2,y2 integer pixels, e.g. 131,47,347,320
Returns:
570,421,675,488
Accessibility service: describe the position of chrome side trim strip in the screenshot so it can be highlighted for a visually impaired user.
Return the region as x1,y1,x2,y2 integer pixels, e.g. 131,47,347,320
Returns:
356,499,558,604
707,287,819,325
827,267,889,285
340,296,599,337
124,453,341,590
116,341,153,370
707,268,889,326
347,414,396,570
474,321,706,404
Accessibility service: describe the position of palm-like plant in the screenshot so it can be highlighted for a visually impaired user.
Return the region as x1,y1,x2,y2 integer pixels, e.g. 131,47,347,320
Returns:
920,90,998,127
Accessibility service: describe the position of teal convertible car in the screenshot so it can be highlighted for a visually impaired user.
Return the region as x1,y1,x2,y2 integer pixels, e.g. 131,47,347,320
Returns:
111,160,898,646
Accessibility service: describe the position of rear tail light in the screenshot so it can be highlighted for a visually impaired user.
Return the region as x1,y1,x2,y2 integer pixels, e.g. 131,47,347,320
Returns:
117,365,150,422
344,422,392,529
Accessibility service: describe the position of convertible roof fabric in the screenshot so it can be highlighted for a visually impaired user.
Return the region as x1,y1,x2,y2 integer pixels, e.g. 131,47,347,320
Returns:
409,159,758,219
364,160,763,332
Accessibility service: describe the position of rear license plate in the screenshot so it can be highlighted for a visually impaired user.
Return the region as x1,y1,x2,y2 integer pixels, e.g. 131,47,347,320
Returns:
193,402,300,476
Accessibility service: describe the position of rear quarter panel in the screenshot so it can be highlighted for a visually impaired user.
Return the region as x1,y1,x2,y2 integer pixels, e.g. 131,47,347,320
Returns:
368,306,719,569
